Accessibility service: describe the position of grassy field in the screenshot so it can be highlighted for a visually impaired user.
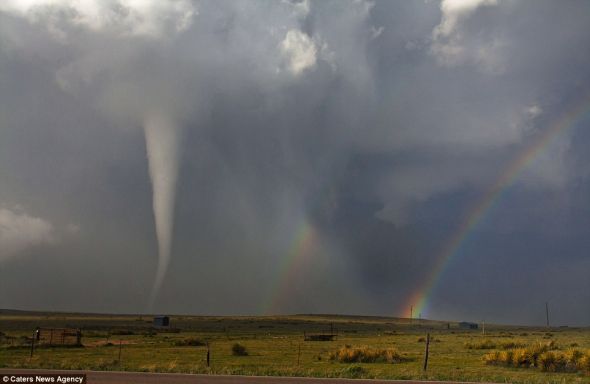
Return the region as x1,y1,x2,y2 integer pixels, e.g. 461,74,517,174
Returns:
1,310,589,383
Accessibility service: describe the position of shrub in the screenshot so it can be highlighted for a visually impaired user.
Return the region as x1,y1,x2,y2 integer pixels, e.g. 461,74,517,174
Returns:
500,341,527,350
465,339,496,349
483,350,502,365
578,353,590,373
329,345,405,363
231,343,248,356
499,350,514,365
564,349,584,371
538,351,566,372
484,347,590,374
340,365,366,378
511,348,532,367
172,337,206,347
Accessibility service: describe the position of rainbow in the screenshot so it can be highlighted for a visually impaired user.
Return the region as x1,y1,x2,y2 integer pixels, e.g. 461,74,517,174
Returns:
263,220,318,315
403,97,590,319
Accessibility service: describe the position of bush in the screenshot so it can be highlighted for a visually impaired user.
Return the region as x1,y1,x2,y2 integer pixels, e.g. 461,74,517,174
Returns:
511,348,531,367
483,341,559,367
564,349,584,371
340,365,366,378
483,350,502,365
329,346,405,363
538,351,566,372
578,353,590,372
465,339,496,349
484,347,590,374
231,343,248,356
172,337,206,347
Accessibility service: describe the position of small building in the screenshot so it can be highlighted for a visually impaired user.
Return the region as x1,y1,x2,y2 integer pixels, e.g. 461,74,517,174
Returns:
459,321,478,330
153,315,170,328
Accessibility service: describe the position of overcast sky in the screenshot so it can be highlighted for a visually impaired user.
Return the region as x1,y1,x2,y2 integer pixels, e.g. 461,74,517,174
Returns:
1,0,589,326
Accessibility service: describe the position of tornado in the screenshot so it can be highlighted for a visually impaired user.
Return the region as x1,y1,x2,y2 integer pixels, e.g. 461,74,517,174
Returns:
144,114,181,310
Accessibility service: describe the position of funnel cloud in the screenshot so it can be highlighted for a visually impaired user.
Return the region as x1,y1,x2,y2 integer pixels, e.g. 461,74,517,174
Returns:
144,115,181,308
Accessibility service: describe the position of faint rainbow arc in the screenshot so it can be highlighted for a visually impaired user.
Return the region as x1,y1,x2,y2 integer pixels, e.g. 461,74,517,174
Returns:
263,221,318,315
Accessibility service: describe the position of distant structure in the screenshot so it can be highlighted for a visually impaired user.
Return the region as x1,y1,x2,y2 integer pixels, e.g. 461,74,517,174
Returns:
153,315,170,328
458,322,478,330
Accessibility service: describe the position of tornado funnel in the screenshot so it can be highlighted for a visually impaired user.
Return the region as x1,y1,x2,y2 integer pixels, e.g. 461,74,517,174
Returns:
144,114,181,310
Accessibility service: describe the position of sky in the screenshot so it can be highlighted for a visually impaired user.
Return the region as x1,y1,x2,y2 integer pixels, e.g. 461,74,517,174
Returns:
1,0,589,326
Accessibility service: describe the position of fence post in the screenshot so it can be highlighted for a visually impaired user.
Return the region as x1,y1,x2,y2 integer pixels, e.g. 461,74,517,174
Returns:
118,339,122,366
423,333,430,371
206,342,210,368
29,331,35,359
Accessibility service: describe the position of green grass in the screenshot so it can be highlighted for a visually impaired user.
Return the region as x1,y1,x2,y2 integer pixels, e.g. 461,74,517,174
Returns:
1,310,589,383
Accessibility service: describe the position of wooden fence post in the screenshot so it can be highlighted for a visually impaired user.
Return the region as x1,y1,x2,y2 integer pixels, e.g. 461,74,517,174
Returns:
29,331,35,359
423,333,430,371
118,339,122,366
206,342,210,368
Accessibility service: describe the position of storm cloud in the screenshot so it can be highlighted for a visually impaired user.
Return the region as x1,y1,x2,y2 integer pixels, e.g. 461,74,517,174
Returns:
0,0,589,325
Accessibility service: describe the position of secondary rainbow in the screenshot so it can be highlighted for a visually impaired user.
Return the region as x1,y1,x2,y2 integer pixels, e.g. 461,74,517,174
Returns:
403,96,590,319
263,220,318,315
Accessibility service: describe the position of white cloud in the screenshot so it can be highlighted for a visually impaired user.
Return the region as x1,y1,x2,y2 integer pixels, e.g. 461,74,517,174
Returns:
526,104,543,120
434,0,498,39
431,0,502,72
0,0,197,38
280,29,318,75
0,208,55,262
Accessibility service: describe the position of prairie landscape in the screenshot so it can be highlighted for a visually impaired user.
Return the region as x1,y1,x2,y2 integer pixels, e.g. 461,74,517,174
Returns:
1,310,589,383
2,2,590,384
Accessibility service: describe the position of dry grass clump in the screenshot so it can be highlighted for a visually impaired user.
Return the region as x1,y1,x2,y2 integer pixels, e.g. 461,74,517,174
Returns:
329,346,405,363
467,338,530,350
465,339,496,349
538,349,590,373
484,340,560,368
484,341,590,374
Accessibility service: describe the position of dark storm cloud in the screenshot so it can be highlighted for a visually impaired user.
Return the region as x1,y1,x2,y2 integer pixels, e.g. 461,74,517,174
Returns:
1,0,589,325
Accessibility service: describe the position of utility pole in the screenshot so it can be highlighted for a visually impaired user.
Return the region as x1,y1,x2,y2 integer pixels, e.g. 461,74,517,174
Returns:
410,306,413,323
545,302,550,328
